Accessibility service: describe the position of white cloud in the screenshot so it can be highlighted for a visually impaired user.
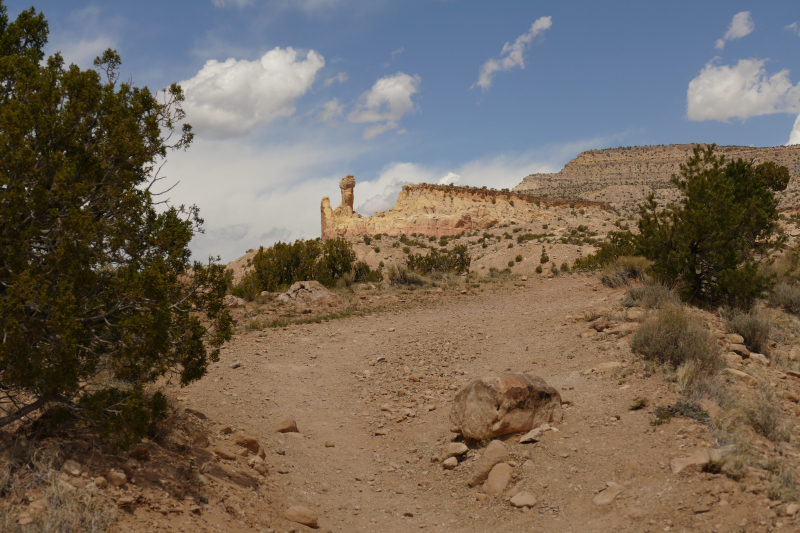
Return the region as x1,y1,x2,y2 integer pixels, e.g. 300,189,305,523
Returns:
686,58,800,121
391,47,404,60
715,11,754,50
316,98,345,124
212,0,253,6
786,22,800,36
789,115,800,146
323,72,348,87
166,130,619,263
438,172,462,185
181,47,325,139
474,16,552,91
347,72,421,139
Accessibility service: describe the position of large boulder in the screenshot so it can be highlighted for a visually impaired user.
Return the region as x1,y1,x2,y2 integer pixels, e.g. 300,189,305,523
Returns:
277,281,339,306
450,373,562,441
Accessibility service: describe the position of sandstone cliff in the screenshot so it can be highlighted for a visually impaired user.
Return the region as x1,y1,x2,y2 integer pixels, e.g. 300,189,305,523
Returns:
321,177,608,240
513,144,800,211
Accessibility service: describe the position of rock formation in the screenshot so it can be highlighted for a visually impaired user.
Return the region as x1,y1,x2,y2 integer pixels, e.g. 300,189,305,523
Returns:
320,177,608,240
513,144,800,210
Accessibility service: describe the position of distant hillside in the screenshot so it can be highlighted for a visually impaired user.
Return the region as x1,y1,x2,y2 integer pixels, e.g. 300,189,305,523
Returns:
513,144,800,214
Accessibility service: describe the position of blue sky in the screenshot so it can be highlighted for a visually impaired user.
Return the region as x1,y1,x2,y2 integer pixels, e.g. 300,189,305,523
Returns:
7,0,800,261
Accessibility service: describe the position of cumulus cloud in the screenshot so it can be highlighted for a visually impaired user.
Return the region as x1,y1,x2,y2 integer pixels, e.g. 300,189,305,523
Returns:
786,22,800,37
687,58,800,122
789,115,800,146
316,98,345,124
181,47,325,139
347,72,421,139
438,172,462,185
715,11,754,50
474,16,552,91
323,72,348,86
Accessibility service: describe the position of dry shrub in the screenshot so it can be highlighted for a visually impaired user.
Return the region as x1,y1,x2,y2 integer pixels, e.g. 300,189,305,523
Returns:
631,306,722,373
768,282,800,315
601,256,651,287
387,265,425,287
745,398,790,442
621,284,679,309
722,308,771,354
0,443,117,532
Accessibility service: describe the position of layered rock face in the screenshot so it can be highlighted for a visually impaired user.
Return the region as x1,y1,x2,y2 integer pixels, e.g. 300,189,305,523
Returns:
320,177,608,239
513,144,800,205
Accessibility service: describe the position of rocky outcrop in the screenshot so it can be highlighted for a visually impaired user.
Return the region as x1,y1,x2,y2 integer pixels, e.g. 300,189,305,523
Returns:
513,144,800,209
321,177,608,240
277,281,339,306
449,373,562,441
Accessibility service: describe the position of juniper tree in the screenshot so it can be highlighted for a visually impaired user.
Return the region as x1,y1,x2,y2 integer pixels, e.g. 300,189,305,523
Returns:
637,144,786,308
0,3,231,448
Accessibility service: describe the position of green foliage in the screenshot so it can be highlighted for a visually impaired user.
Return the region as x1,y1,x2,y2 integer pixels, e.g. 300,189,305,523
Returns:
353,261,383,283
387,264,424,287
535,265,543,274
363,235,372,245
636,145,784,308
246,237,374,292
508,260,514,268
405,244,471,274
515,255,523,263
230,271,262,300
0,3,231,447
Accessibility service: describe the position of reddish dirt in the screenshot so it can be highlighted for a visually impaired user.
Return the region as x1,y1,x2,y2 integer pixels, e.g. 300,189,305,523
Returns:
149,274,800,533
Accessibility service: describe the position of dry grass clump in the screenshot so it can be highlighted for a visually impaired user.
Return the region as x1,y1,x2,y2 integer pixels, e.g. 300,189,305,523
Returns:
601,256,651,287
744,397,790,442
631,306,723,373
721,308,772,354
0,443,117,532
768,282,800,315
621,284,679,309
387,265,425,287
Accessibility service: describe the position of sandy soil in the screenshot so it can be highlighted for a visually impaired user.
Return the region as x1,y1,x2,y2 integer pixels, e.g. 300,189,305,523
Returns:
138,273,800,533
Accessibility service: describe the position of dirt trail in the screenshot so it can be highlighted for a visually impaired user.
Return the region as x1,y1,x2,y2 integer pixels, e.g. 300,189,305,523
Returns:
168,274,790,533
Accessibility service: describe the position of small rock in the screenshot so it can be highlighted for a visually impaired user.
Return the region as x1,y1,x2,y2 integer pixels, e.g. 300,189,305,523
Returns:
442,457,458,470
725,333,745,344
440,442,469,462
184,408,207,420
590,317,609,332
521,276,528,281
789,346,800,362
61,460,81,477
107,471,127,487
723,352,743,365
94,476,107,488
785,503,799,517
375,429,388,436
750,353,770,366
786,391,800,403
275,416,299,433
468,440,508,487
388,328,396,332
593,481,624,506
698,399,721,418
579,329,597,339
276,447,286,455
519,428,542,443
284,506,318,528
409,374,420,382
324,441,335,448
234,432,260,453
129,446,150,462
510,491,537,508
213,445,237,461
725,368,759,386
219,425,233,435
729,344,750,356
483,463,513,494
230,361,242,369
